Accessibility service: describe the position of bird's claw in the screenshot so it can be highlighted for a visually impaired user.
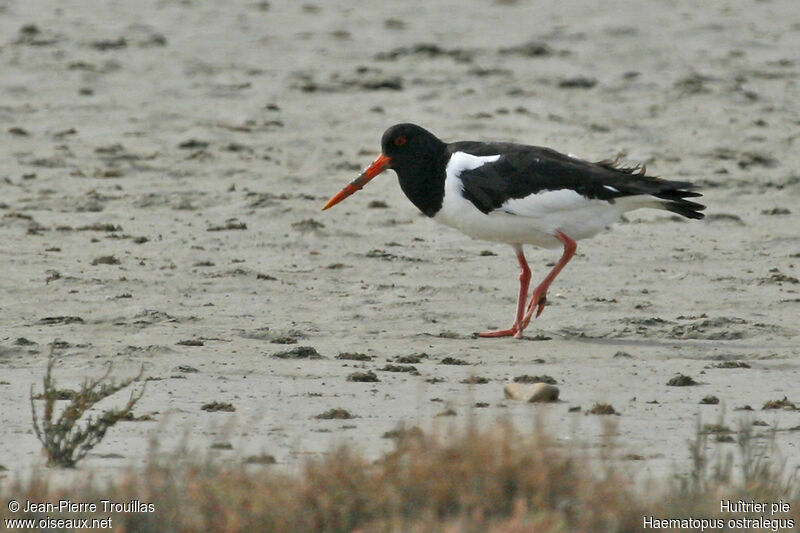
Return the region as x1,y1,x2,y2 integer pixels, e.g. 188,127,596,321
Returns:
534,294,547,317
520,293,546,330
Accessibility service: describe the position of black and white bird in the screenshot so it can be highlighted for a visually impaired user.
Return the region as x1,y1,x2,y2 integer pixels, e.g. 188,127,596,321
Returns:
323,123,705,339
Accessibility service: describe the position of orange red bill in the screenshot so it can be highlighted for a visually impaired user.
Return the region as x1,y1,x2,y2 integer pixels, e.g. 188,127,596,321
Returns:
322,153,391,210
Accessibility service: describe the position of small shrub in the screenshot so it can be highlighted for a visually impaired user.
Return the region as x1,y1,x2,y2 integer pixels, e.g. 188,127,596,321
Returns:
30,349,145,468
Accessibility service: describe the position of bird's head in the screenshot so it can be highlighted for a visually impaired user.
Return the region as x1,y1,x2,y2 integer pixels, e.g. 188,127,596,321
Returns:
322,123,440,210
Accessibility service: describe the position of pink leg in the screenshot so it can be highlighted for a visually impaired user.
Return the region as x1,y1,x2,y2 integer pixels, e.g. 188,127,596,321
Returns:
479,244,531,339
520,231,577,330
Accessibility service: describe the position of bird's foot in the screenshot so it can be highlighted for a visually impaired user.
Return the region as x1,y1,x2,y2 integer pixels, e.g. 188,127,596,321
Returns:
478,325,524,339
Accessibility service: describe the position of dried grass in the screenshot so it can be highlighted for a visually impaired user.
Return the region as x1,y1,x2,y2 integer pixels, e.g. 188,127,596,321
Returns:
5,403,799,532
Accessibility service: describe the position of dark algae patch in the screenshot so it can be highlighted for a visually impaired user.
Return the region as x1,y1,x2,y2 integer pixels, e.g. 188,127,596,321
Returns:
667,374,699,386
201,401,235,412
347,370,379,382
314,408,356,420
272,346,323,359
589,403,618,415
513,374,557,384
336,352,373,361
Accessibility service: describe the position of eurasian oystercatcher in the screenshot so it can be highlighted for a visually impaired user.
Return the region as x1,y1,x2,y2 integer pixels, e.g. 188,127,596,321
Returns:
322,123,705,339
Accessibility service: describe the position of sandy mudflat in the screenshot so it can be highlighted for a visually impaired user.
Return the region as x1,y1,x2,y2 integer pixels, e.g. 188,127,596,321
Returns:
1,0,799,485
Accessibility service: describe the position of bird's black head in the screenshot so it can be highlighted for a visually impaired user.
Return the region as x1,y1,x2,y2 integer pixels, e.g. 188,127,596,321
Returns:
380,123,444,166
321,123,447,216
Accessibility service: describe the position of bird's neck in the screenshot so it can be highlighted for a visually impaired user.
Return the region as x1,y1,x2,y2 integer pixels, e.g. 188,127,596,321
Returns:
394,148,449,218
395,160,447,217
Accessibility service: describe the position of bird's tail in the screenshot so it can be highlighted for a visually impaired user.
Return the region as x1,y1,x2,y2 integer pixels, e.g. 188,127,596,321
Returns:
595,158,706,220
654,187,706,220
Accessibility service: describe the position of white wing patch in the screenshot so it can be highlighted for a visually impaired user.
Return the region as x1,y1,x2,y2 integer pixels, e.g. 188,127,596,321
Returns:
444,152,501,181
439,151,502,229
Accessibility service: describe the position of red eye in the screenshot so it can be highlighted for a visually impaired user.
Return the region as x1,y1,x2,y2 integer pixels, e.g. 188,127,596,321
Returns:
394,136,406,147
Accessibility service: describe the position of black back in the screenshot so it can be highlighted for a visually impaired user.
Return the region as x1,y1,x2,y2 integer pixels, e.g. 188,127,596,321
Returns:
451,141,705,219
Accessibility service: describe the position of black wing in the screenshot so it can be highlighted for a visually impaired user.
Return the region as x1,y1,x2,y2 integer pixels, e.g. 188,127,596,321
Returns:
450,141,705,219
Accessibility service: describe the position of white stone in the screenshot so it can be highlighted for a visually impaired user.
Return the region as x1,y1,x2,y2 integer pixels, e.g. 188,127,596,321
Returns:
504,382,559,403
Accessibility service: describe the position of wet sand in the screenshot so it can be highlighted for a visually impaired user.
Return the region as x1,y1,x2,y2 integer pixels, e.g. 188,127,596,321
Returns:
1,0,799,483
